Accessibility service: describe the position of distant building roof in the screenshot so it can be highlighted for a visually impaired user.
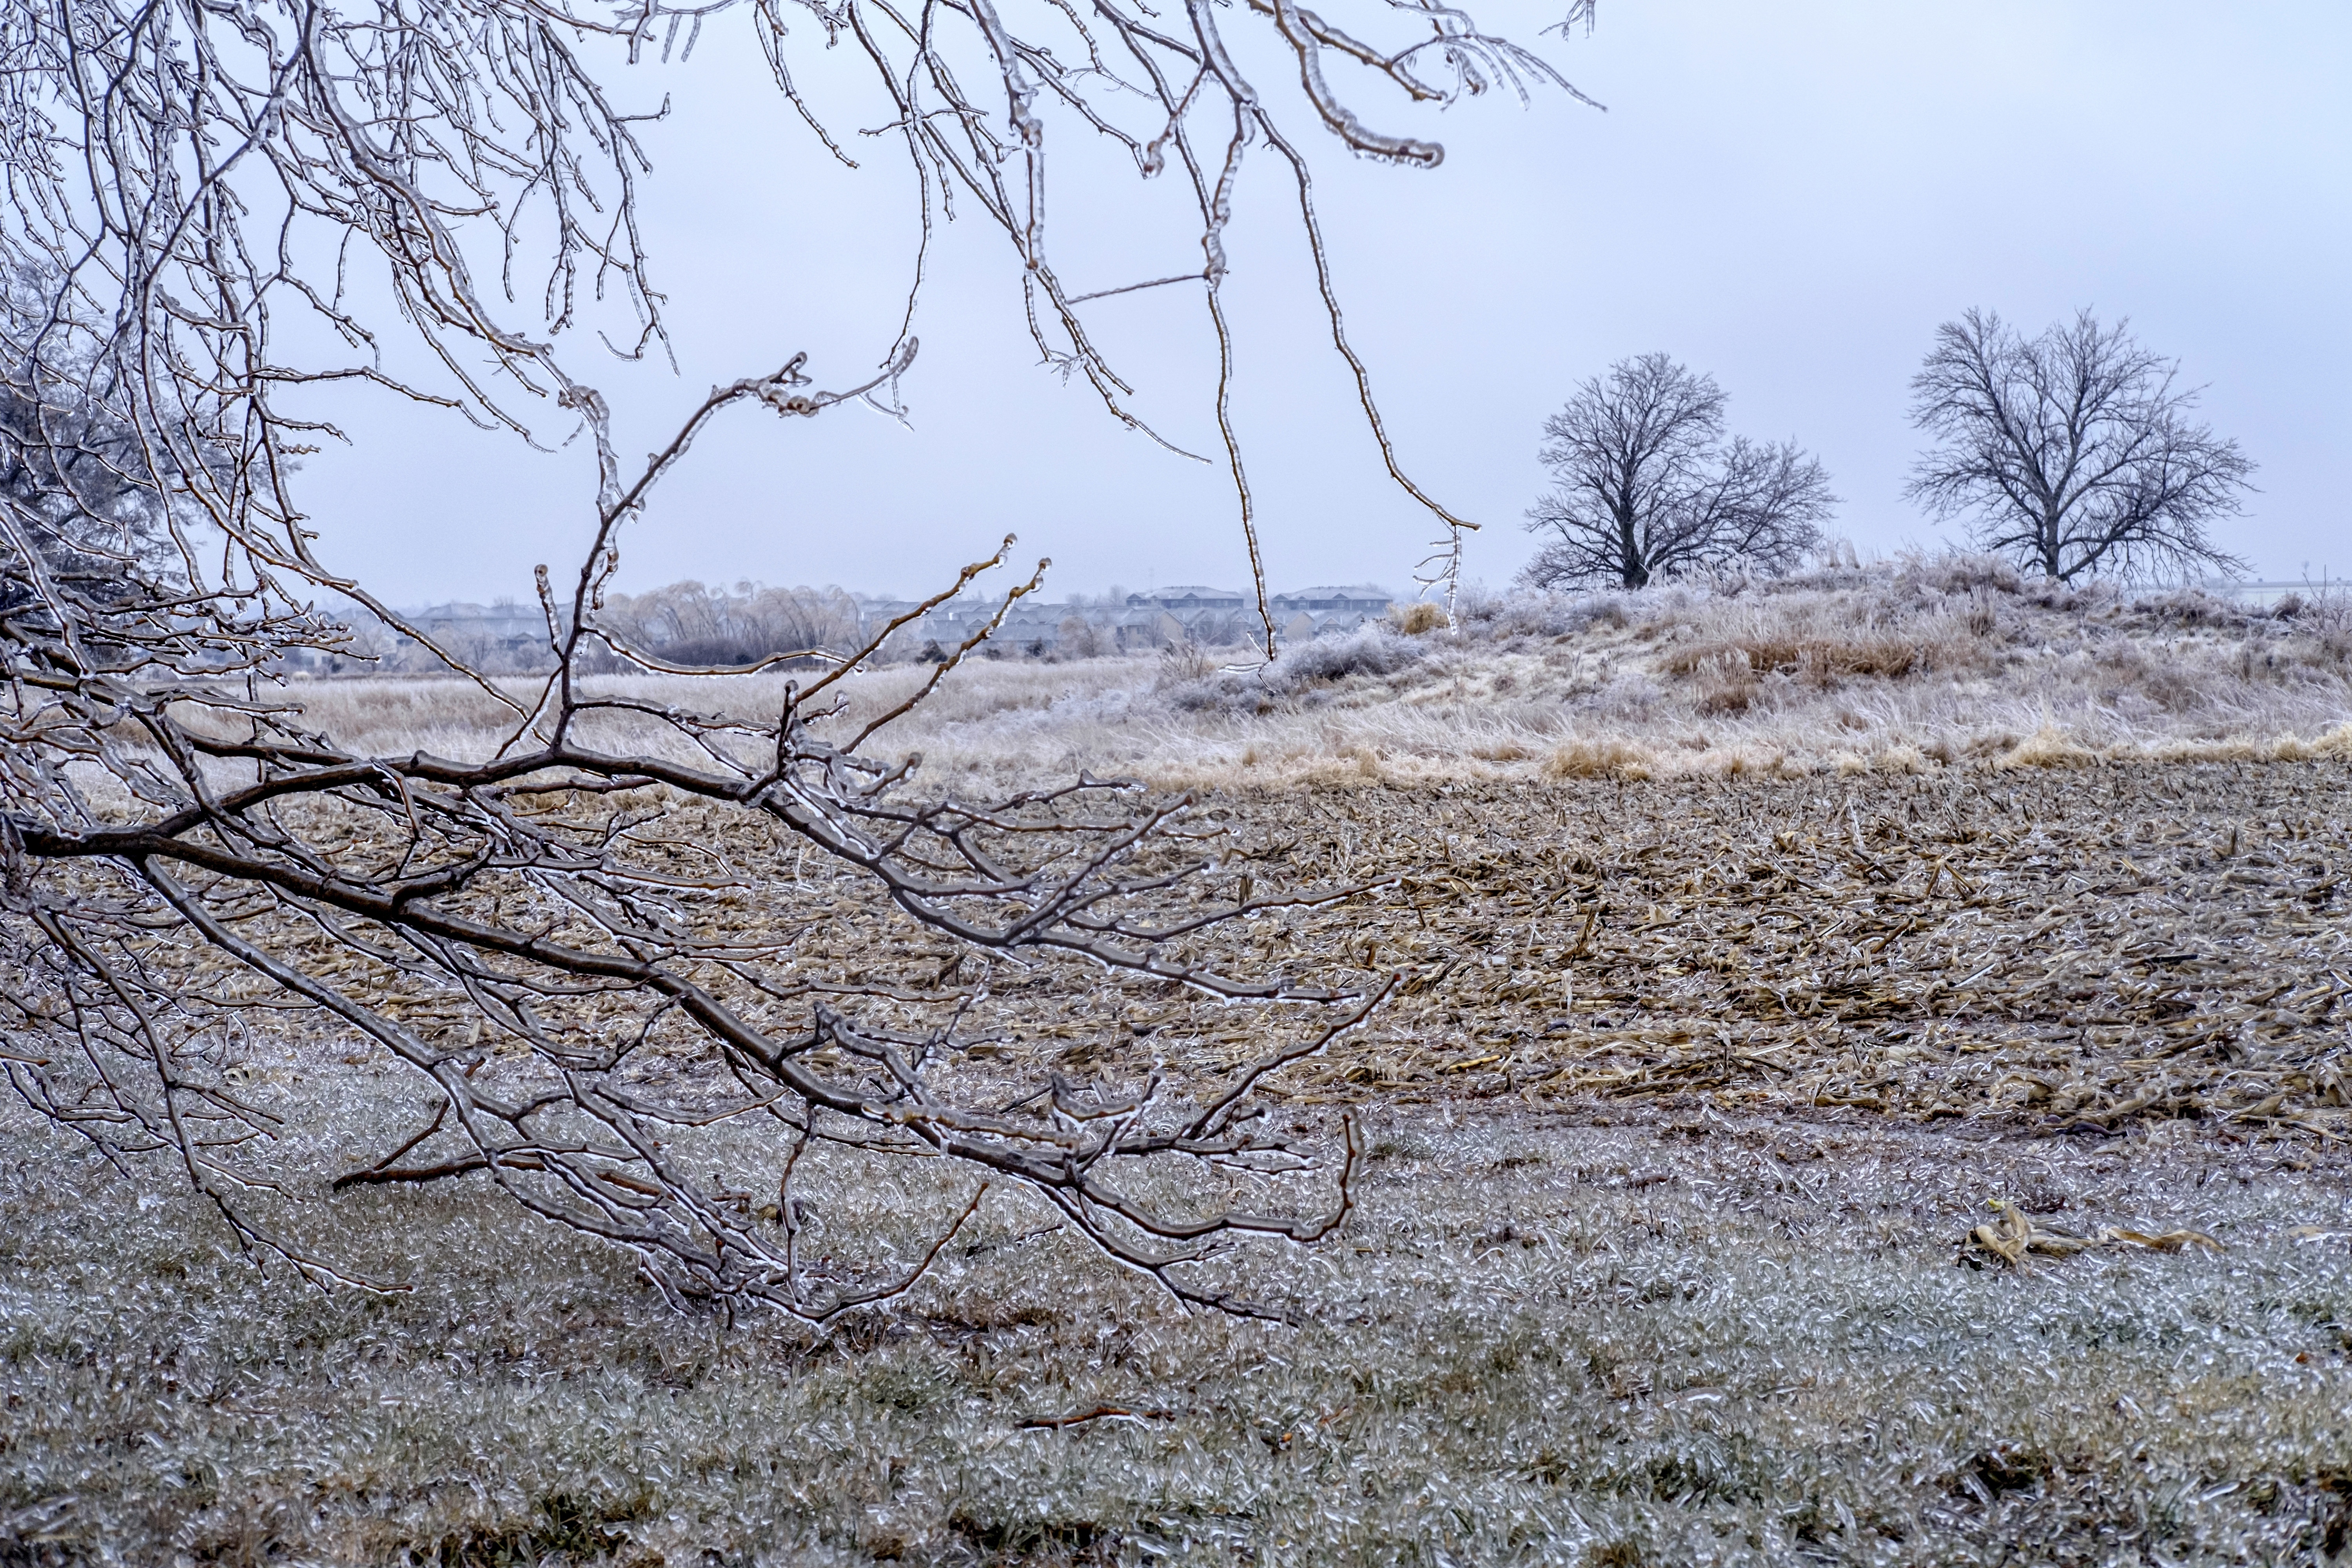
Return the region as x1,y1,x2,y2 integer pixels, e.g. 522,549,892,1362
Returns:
405,601,543,634
1270,584,1392,608
1128,585,1246,606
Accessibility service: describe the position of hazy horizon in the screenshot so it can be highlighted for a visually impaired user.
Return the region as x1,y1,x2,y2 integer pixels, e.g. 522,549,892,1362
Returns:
385,560,2346,618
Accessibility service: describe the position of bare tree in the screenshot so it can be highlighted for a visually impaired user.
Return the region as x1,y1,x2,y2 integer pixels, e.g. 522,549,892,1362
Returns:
1054,614,1116,659
1906,309,2255,583
0,0,1585,1319
1520,353,1834,590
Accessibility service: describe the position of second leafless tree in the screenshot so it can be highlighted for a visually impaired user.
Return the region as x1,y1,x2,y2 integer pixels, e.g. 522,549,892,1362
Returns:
1519,354,1835,591
1906,309,2255,583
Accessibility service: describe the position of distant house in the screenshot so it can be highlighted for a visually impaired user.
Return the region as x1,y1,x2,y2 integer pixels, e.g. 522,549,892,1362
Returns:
410,600,547,643
1269,584,1392,643
1269,585,1391,615
1126,586,1248,613
272,597,556,676
390,600,550,667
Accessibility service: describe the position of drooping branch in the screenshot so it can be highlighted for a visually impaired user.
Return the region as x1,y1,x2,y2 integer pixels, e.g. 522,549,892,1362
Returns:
0,0,1582,1317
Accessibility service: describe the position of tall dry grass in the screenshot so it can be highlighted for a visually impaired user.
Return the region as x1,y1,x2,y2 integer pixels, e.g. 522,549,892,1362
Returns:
261,558,2352,790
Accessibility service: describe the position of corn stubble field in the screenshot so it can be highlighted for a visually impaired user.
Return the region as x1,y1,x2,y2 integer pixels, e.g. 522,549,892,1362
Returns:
6,564,2352,1565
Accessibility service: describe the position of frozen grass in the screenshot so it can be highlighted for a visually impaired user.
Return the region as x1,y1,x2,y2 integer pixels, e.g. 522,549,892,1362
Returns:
6,1081,2352,1565
262,559,2352,793
17,564,2352,1563
1138,561,2352,791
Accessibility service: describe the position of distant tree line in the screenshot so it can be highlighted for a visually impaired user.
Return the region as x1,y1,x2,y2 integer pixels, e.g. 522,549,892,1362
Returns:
1521,310,2254,591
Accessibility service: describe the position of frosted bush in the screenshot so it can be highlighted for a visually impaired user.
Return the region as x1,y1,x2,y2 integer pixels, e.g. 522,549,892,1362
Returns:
1272,623,1426,686
1164,624,1425,712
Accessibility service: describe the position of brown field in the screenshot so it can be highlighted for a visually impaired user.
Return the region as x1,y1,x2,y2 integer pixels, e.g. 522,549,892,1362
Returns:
1138,764,2352,1136
7,572,2352,1564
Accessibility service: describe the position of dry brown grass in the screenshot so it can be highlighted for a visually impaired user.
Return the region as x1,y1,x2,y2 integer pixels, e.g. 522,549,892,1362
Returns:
1656,608,1970,686
259,561,2352,794
1542,739,1655,781
1390,600,1450,635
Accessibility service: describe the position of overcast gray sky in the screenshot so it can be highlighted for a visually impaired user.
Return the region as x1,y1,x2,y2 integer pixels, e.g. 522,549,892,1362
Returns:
291,1,2352,605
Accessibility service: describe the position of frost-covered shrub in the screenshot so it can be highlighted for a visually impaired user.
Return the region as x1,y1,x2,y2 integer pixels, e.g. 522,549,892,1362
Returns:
1276,623,1424,684
2134,587,2258,630
1894,551,2026,600
2293,593,2352,666
1390,600,1450,634
1455,588,1583,641
1163,624,1425,711
1452,586,1652,644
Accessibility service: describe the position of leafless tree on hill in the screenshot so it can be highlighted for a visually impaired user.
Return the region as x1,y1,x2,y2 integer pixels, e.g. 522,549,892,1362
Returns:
0,0,1588,1320
1906,309,2255,584
1520,353,1835,590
